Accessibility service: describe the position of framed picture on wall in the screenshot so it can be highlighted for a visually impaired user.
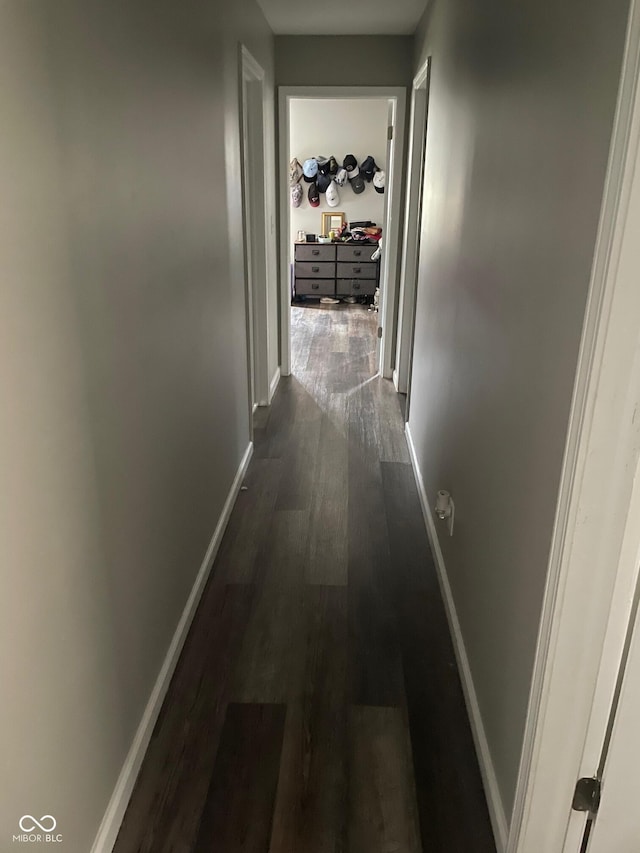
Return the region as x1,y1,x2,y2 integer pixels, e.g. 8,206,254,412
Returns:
321,212,345,234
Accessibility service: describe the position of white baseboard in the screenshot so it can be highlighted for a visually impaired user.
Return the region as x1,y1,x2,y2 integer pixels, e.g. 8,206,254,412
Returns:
90,441,254,853
269,366,281,403
405,423,509,853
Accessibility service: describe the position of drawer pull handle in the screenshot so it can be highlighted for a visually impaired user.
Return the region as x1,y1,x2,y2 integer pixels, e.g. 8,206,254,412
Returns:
353,282,361,289
353,267,361,274
312,283,319,289
312,249,320,255
354,250,361,256
312,266,320,273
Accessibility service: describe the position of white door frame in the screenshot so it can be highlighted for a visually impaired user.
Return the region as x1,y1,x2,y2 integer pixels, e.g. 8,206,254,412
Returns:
277,86,407,379
508,3,640,850
240,45,271,410
394,57,431,401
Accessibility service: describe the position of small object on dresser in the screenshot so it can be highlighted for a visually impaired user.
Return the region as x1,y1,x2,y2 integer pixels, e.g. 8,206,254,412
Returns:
306,234,317,242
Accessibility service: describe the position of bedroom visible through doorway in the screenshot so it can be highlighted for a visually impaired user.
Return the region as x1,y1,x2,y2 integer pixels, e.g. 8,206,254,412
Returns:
288,97,387,380
278,87,406,381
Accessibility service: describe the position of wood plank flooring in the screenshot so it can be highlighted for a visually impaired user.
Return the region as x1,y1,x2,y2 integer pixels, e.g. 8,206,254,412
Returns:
113,302,496,853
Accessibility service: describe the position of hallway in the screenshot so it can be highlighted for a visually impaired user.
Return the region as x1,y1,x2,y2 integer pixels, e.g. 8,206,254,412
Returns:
113,304,495,853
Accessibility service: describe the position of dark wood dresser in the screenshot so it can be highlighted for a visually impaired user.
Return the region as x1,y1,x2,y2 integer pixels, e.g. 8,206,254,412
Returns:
293,243,379,300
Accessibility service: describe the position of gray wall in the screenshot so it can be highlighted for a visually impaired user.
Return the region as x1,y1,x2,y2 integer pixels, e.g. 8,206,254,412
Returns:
275,36,414,86
410,0,629,822
0,1,274,850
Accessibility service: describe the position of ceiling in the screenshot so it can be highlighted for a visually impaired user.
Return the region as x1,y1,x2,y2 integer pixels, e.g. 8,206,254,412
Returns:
257,0,427,35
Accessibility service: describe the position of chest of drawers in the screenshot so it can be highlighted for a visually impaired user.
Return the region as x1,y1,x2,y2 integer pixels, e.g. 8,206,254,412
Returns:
293,243,380,299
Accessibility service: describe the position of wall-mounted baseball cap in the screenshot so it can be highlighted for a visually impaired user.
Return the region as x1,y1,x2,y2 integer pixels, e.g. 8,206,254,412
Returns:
327,155,339,175
360,156,378,182
291,182,303,207
317,173,332,194
334,168,348,187
303,158,318,181
308,182,320,207
316,156,330,175
326,180,340,207
350,174,365,194
373,170,386,194
343,154,358,175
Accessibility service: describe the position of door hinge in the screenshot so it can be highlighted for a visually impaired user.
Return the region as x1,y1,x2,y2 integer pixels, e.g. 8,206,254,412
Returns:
377,326,383,339
572,777,601,814
387,125,394,140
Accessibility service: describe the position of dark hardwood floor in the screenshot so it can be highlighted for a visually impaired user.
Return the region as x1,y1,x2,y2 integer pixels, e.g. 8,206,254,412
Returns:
114,302,496,853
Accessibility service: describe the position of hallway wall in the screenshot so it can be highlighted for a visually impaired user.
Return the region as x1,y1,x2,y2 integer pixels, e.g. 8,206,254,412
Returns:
0,1,274,851
409,0,630,828
275,35,414,87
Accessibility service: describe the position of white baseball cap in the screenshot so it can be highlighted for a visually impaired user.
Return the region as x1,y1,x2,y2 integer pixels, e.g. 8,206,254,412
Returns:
373,170,386,193
326,180,340,207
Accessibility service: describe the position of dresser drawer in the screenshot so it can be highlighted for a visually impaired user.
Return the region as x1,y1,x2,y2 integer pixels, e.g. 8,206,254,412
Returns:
296,279,336,296
337,279,377,297
295,244,336,262
295,261,335,278
336,262,377,279
336,244,378,262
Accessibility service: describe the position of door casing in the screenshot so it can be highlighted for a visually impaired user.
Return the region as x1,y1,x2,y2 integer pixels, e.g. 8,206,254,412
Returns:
240,45,272,418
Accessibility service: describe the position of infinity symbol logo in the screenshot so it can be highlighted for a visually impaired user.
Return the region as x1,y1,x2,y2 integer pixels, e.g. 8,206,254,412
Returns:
19,815,57,833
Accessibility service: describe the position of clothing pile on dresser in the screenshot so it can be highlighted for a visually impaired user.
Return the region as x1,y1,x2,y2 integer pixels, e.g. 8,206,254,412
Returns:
346,225,383,243
332,220,382,244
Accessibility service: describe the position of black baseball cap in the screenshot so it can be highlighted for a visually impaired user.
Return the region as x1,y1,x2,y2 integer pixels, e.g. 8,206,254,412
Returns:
308,182,320,207
360,155,377,182
317,173,332,194
351,174,365,194
343,154,358,173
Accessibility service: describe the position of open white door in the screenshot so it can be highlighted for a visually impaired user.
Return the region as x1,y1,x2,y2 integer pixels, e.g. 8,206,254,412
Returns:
395,57,431,403
585,578,640,852
560,427,640,852
374,99,395,369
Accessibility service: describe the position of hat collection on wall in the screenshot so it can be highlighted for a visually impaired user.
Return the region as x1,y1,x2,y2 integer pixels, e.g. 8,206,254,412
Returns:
290,155,385,209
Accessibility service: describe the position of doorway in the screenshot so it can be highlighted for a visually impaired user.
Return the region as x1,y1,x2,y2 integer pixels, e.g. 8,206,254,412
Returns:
278,87,406,380
395,57,431,421
240,46,271,419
